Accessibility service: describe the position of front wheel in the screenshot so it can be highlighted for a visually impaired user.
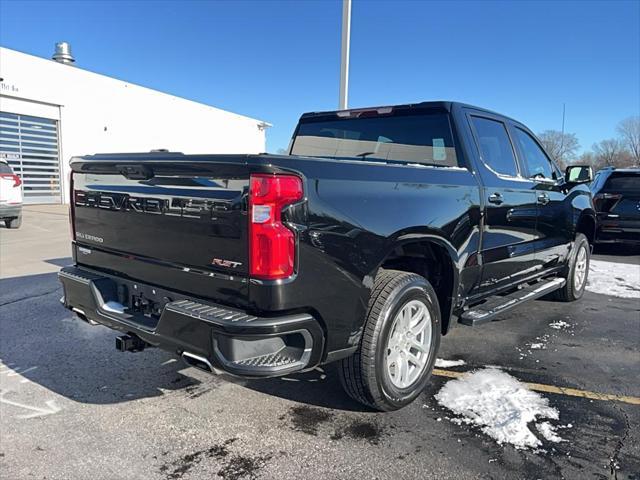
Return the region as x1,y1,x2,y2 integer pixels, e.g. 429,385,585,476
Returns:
555,233,590,302
338,269,441,411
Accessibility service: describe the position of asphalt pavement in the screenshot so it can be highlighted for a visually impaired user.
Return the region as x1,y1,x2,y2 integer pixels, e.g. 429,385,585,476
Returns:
0,206,638,480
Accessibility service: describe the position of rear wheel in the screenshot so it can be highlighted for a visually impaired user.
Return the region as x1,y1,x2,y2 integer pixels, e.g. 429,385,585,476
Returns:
555,233,590,301
5,216,21,229
339,269,441,411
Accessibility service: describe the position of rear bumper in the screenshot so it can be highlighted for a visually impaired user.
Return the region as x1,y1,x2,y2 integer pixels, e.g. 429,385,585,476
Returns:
0,203,22,218
58,266,324,377
595,220,640,245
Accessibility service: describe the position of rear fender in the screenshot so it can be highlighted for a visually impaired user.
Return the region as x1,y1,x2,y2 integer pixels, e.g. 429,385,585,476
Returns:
374,230,460,335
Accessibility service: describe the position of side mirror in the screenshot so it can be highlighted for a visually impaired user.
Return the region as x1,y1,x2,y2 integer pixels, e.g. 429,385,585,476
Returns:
565,165,593,184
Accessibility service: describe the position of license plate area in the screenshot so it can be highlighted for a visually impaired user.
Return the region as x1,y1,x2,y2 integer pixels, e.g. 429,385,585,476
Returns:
118,282,177,320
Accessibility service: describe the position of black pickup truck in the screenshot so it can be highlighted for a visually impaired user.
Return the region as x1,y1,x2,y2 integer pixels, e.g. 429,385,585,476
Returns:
59,101,596,411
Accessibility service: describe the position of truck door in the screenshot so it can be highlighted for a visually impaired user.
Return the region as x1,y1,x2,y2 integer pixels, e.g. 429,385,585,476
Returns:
509,125,572,268
467,113,539,293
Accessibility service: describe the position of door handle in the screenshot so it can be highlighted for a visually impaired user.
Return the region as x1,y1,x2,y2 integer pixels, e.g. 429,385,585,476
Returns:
488,192,503,205
537,193,550,205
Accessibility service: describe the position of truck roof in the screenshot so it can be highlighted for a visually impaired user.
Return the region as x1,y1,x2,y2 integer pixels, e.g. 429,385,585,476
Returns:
299,101,518,123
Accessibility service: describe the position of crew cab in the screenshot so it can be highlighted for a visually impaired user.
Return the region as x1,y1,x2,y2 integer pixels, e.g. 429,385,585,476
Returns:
59,102,596,410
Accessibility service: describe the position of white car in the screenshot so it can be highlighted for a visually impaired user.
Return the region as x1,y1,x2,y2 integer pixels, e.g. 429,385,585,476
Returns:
0,160,22,228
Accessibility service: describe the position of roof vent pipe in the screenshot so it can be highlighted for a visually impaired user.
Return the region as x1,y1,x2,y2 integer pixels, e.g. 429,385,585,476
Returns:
52,42,75,64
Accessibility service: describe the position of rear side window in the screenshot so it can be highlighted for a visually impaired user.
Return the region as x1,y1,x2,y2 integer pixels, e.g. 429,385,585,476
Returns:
512,128,557,180
604,173,640,192
0,162,13,174
290,113,459,167
471,117,518,177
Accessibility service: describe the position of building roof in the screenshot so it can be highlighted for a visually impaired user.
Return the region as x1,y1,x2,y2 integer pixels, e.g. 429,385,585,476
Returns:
0,46,267,125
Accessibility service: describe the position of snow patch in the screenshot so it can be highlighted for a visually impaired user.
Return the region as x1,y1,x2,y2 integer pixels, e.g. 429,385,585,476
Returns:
434,358,466,368
587,260,640,299
435,368,562,449
549,320,571,330
528,343,545,350
537,422,564,443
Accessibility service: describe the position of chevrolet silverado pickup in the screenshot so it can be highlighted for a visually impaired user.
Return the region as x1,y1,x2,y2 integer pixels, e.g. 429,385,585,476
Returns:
59,101,596,411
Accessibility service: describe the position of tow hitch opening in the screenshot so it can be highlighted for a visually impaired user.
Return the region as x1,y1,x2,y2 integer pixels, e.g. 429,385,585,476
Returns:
115,334,149,352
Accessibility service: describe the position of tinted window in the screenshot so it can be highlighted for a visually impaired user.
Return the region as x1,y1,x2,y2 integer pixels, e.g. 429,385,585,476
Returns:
513,128,556,180
604,173,640,192
471,117,518,177
0,162,13,174
611,199,640,216
291,113,459,167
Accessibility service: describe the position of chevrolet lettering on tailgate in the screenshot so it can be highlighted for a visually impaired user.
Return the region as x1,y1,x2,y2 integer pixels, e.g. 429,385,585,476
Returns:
74,190,231,219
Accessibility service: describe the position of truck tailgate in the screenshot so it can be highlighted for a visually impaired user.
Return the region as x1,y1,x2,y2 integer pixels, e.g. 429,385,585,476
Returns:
71,155,251,306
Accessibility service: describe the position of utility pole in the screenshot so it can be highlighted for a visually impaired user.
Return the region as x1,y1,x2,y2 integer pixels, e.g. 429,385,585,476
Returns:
339,0,351,110
559,103,566,164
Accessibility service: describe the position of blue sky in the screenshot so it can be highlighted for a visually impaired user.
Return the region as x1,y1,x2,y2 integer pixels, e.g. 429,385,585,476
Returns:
1,0,638,153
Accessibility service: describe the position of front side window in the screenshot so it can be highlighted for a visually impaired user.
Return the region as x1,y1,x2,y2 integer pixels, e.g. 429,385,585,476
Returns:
290,112,459,167
471,116,518,177
513,128,556,180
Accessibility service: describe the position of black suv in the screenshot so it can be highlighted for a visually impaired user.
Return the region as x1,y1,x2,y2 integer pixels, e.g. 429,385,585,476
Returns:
591,167,640,245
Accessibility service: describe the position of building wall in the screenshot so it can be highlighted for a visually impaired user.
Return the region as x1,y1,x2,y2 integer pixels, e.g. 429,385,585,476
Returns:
0,47,267,203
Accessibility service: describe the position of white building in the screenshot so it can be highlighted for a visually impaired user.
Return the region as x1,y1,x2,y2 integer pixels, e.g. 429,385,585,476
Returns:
0,44,268,204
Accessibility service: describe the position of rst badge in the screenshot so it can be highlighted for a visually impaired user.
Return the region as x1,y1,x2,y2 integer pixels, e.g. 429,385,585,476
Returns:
211,258,242,269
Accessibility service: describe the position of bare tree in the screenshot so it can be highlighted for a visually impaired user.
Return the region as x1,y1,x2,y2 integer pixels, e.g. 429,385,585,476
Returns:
616,116,640,166
592,138,630,168
577,151,596,168
537,130,580,168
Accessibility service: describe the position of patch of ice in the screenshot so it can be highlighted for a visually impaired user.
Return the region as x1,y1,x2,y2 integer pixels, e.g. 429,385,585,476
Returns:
434,368,562,449
549,320,570,330
434,358,466,368
587,260,640,299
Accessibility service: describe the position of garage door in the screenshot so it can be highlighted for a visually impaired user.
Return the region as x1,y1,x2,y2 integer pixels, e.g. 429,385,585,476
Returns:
0,111,62,204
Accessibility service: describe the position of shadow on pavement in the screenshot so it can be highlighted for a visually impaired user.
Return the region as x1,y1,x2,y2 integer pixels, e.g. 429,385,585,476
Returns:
0,271,204,405
241,365,370,412
0,268,365,411
44,256,74,267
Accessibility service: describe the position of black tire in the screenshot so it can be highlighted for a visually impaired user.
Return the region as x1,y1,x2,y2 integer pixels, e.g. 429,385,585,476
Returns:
5,216,21,229
555,233,590,302
338,269,441,411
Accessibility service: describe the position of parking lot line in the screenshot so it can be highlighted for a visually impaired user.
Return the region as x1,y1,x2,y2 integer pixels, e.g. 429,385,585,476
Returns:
432,368,640,406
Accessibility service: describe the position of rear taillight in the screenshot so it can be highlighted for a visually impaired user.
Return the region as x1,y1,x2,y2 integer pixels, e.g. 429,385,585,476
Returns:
249,174,303,280
69,171,76,241
0,174,21,187
593,193,621,212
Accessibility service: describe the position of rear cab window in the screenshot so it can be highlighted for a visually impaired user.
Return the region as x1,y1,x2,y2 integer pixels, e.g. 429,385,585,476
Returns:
290,110,460,167
469,116,519,177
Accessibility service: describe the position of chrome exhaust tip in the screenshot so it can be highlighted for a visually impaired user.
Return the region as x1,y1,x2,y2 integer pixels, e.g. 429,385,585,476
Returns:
71,307,98,325
181,351,216,373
